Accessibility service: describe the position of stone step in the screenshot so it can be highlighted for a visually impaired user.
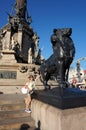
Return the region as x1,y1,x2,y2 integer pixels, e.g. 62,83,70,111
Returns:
0,86,23,94
0,103,25,111
12,126,37,130
0,116,35,130
0,109,29,120
0,125,36,130
0,94,36,130
0,94,25,104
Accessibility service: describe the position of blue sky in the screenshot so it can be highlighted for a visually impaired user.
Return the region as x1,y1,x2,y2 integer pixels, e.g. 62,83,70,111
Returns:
0,0,86,69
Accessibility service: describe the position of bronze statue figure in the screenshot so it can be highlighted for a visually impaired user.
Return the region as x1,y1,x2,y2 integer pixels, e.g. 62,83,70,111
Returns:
40,28,75,89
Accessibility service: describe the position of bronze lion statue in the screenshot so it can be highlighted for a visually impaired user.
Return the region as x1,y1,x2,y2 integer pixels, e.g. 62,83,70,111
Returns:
40,28,75,89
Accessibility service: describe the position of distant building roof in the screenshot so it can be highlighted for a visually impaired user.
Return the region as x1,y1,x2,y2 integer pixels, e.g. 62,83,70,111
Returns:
84,70,86,74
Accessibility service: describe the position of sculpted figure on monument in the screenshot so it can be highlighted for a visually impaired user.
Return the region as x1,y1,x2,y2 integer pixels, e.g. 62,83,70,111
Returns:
40,28,75,89
13,41,22,62
15,0,27,18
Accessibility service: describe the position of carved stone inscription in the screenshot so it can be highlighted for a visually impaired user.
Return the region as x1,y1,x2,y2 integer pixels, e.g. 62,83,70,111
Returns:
0,71,17,79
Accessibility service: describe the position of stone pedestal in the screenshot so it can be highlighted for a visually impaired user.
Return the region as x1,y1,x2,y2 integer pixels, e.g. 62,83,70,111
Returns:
31,99,86,130
0,50,17,63
31,87,86,130
33,87,86,109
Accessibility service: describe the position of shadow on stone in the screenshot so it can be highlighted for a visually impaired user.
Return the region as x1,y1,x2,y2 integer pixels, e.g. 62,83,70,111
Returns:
34,120,41,130
0,91,3,94
19,124,30,130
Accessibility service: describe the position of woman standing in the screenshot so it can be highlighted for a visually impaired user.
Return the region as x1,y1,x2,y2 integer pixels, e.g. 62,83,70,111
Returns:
25,75,35,113
24,74,41,113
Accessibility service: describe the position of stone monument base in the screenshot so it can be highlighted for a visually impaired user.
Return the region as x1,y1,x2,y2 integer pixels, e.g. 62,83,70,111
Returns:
31,99,86,130
0,50,16,63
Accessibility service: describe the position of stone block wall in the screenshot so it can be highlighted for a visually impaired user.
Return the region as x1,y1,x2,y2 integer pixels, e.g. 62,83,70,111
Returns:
31,99,86,130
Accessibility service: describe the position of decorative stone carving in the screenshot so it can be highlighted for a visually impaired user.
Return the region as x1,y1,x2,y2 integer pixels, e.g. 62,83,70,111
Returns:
19,65,28,73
